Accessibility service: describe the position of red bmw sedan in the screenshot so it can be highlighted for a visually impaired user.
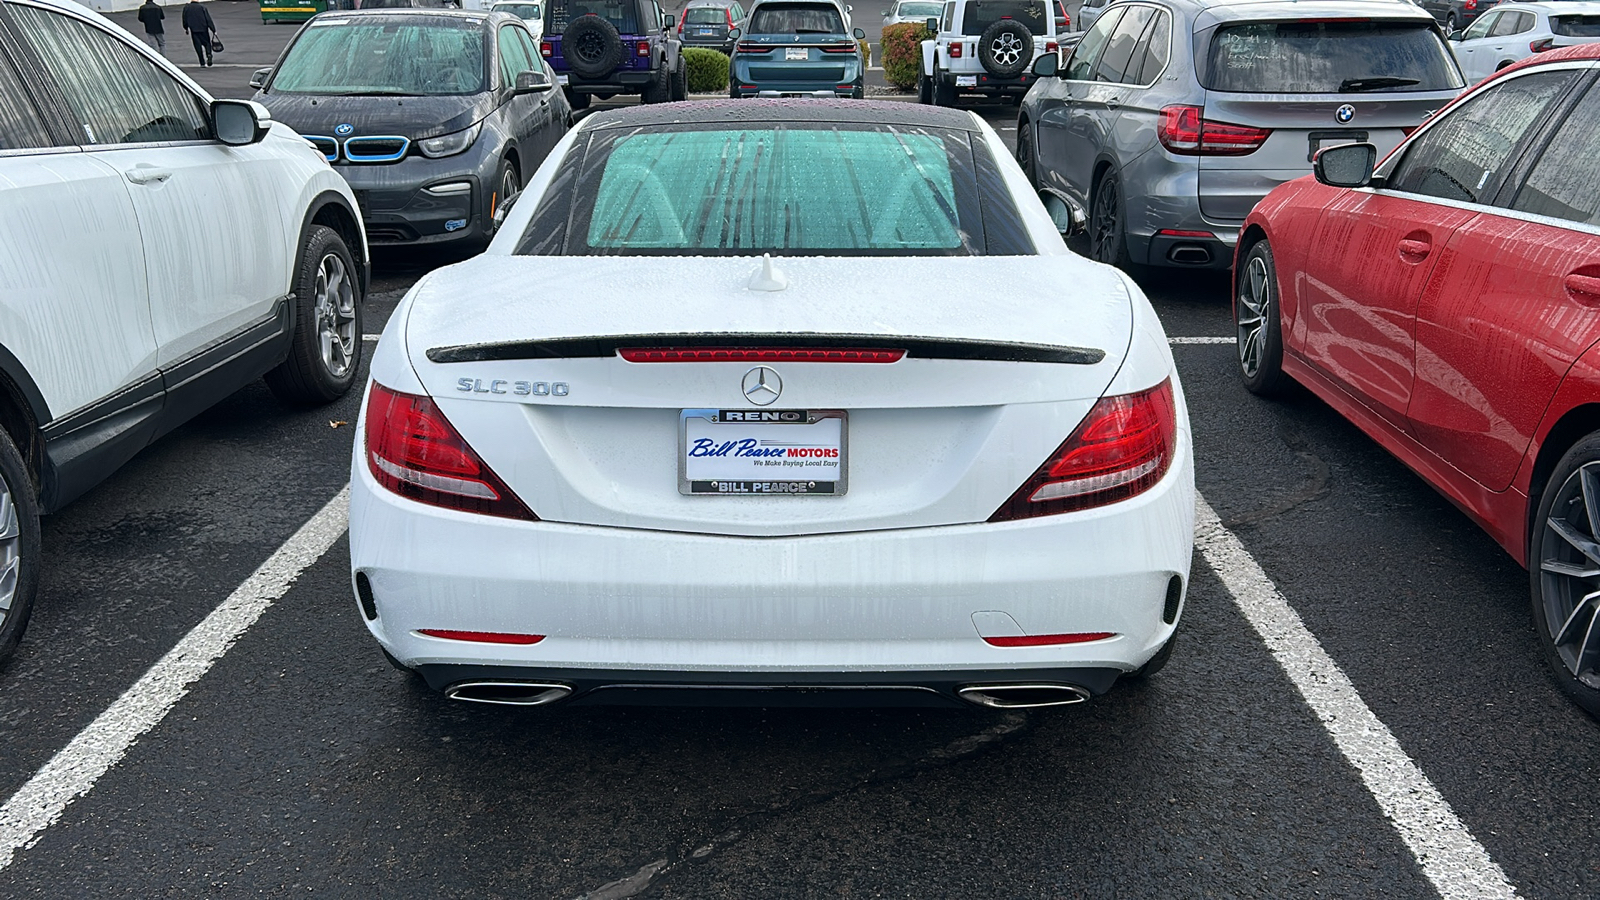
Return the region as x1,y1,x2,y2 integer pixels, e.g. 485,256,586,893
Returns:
1233,43,1600,717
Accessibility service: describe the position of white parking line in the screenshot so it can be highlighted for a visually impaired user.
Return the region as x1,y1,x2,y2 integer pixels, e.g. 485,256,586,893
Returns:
1195,498,1520,900
0,488,350,873
1169,336,1232,344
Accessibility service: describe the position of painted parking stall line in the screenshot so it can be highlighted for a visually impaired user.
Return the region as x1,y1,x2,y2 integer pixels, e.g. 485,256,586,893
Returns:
0,488,350,872
1195,497,1520,900
1169,336,1233,344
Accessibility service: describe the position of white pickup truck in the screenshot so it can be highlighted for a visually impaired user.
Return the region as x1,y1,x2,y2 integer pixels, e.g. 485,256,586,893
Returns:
919,0,1060,105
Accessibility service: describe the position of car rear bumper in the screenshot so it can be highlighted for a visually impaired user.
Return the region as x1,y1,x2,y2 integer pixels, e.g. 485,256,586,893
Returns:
349,441,1196,695
942,70,1041,95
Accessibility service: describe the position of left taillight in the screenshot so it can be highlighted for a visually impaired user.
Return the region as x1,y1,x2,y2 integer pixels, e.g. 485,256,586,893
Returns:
364,383,537,521
1157,105,1271,156
637,39,651,57
989,379,1177,521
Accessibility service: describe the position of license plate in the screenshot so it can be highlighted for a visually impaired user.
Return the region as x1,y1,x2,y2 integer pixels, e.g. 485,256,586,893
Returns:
786,47,808,60
1306,129,1367,163
698,27,714,34
556,74,568,85
956,75,977,87
680,409,846,496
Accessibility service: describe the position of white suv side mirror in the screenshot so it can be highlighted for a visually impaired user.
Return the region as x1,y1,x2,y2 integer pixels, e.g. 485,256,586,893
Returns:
213,100,271,146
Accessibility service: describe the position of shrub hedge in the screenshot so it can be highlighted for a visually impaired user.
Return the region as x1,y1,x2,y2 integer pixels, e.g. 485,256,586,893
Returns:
880,22,931,90
684,48,730,94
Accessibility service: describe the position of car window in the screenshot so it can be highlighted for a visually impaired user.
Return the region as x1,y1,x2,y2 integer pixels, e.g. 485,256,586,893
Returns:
519,124,1000,256
7,3,209,146
1093,4,1153,83
498,24,532,86
1127,9,1169,84
548,0,640,35
960,0,1048,36
897,1,941,16
685,6,726,23
1202,21,1463,93
1550,14,1600,36
493,3,543,18
1511,81,1600,226
0,52,54,151
515,26,540,67
940,1,955,30
1064,5,1123,80
1389,70,1574,204
272,18,487,95
1490,11,1529,37
748,2,845,33
1463,11,1496,40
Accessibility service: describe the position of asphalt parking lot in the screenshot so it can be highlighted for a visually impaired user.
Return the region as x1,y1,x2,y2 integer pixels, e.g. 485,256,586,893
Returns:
0,3,1595,898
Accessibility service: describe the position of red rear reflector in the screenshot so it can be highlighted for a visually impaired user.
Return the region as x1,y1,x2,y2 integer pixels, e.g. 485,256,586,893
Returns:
1157,105,1271,156
619,347,905,363
364,383,537,520
418,629,546,645
990,378,1178,521
949,42,962,58
984,632,1116,647
1157,229,1216,239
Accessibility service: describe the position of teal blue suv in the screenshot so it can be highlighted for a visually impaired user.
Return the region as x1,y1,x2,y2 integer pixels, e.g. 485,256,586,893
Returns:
729,0,866,98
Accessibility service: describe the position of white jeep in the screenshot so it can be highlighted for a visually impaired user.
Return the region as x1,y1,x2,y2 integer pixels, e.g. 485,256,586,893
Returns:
918,0,1059,105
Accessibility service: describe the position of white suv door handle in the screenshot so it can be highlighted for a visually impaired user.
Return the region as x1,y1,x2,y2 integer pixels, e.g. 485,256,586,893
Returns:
124,165,172,185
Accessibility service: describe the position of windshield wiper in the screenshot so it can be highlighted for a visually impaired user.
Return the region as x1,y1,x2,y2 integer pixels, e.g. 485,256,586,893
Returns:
330,89,422,97
1338,77,1421,92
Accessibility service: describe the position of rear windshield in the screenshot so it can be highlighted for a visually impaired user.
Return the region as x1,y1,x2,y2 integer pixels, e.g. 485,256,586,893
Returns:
1552,15,1600,37
897,2,943,17
962,0,1047,36
547,0,639,35
493,3,543,18
1202,21,1462,93
514,123,1031,256
272,19,486,95
685,7,728,23
748,3,846,34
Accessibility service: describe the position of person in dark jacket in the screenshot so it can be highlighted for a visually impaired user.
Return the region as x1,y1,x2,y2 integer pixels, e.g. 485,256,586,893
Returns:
137,0,165,55
181,0,215,67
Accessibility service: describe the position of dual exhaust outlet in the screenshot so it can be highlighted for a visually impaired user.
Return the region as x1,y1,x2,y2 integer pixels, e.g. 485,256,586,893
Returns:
443,680,1091,709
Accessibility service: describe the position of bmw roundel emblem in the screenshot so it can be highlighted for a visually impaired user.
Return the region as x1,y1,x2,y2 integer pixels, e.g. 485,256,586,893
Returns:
1335,104,1356,124
335,123,354,136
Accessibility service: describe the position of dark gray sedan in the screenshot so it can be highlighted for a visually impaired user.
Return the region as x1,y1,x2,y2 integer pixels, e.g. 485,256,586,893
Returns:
252,9,570,248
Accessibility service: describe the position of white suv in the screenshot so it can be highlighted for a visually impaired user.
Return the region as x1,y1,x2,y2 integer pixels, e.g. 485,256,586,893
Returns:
0,0,369,662
919,0,1059,104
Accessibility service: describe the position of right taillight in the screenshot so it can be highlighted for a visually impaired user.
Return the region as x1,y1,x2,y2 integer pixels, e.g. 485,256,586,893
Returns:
364,383,536,521
1157,105,1271,156
949,42,963,58
1531,38,1556,52
989,379,1177,521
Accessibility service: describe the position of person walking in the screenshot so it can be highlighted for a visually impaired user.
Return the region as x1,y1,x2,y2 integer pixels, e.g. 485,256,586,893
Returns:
136,0,165,55
181,0,215,67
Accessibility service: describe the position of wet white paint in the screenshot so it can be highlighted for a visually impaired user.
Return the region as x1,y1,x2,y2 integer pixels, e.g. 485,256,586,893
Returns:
1195,497,1521,900
0,488,349,873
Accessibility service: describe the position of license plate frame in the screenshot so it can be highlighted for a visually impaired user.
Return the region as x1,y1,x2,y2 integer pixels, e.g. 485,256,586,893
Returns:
956,74,977,87
785,47,809,60
679,409,847,496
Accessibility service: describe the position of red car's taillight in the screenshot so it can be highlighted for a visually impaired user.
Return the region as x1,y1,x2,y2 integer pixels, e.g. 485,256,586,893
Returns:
364,383,536,521
1157,105,1271,156
989,379,1177,521
540,40,552,57
637,40,651,57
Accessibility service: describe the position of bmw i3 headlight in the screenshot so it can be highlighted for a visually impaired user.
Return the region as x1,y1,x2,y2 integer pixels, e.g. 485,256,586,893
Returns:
417,122,481,159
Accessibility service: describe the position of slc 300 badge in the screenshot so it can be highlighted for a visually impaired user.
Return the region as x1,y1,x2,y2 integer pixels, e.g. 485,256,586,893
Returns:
456,378,569,397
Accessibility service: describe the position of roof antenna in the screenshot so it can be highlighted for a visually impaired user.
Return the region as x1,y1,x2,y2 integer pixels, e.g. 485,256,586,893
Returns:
748,253,789,292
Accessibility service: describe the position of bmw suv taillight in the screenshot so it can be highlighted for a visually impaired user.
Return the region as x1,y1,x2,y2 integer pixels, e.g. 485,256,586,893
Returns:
1157,105,1271,156
364,383,536,520
989,379,1177,521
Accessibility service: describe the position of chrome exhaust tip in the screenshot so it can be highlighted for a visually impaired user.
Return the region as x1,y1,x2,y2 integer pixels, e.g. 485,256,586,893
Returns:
444,681,573,707
957,683,1091,709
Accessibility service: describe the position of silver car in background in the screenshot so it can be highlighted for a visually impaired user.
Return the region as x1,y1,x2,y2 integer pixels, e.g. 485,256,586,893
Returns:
882,0,943,24
1017,0,1465,270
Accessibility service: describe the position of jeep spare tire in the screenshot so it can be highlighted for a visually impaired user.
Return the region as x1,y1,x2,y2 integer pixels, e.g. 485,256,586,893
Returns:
563,14,624,80
978,19,1033,78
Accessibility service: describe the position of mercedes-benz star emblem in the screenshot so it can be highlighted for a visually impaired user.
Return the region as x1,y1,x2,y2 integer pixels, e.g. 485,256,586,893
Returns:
1335,104,1356,124
742,366,782,406
335,123,354,136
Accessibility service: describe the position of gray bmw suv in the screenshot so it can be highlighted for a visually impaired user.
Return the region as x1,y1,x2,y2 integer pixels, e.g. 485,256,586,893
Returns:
1017,0,1465,270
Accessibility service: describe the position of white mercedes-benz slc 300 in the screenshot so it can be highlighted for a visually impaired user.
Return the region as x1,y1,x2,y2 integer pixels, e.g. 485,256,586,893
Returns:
350,100,1195,710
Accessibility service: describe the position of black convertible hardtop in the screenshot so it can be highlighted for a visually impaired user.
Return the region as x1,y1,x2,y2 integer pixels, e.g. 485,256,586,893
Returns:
580,99,987,132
